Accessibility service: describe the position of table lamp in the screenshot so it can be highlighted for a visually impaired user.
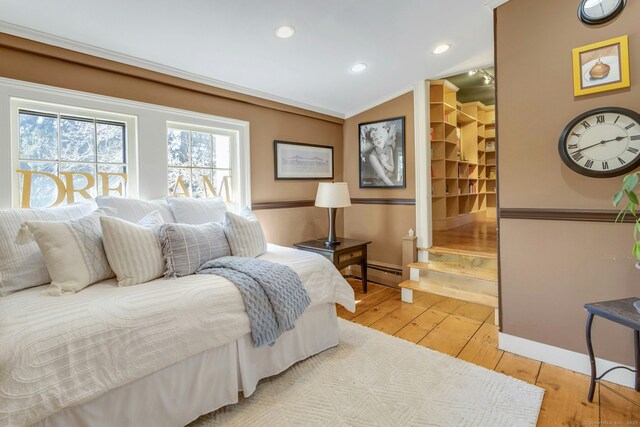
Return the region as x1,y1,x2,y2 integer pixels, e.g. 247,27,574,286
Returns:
315,182,351,246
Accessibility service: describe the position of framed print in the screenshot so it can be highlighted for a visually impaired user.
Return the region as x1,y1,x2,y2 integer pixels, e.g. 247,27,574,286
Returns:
359,116,405,188
572,35,630,96
273,140,334,180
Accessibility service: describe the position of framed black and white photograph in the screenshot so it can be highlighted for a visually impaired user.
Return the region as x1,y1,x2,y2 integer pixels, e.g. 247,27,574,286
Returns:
273,140,334,180
359,116,405,188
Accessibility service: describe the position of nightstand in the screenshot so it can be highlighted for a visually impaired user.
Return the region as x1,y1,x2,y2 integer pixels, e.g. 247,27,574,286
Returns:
294,238,371,292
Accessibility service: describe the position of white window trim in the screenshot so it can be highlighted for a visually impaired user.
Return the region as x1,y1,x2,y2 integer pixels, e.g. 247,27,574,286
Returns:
10,97,139,207
166,120,242,208
0,76,251,209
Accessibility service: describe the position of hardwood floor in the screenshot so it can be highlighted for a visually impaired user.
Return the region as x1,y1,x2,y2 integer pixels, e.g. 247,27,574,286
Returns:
337,279,640,426
432,218,498,256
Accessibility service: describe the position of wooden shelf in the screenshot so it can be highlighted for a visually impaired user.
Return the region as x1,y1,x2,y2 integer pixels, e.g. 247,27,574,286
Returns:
430,82,496,230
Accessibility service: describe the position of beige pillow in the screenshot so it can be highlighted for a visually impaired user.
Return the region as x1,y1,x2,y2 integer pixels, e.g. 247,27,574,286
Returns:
26,208,114,295
222,209,267,258
101,211,165,287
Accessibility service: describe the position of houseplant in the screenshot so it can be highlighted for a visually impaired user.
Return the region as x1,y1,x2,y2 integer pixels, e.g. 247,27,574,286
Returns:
612,172,640,313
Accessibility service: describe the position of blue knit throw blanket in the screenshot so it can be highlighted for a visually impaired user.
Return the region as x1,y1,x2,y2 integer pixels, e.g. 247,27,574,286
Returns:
197,256,311,347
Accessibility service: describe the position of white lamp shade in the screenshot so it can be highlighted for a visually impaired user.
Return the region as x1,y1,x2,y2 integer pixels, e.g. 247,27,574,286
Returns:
315,182,351,208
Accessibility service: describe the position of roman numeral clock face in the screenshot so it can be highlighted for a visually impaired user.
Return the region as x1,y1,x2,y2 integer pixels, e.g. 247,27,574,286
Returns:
559,107,640,178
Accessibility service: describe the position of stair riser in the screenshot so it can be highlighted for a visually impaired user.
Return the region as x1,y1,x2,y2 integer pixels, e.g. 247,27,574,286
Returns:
427,251,497,270
419,270,498,298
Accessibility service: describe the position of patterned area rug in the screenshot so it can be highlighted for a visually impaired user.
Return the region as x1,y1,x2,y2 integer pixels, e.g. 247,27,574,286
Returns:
192,319,544,426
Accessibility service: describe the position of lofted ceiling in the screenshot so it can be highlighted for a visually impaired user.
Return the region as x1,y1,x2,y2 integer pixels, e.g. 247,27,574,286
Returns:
0,0,496,118
447,67,495,105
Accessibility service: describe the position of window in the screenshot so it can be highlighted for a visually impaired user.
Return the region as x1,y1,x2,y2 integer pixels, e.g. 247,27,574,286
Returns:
12,100,137,208
167,121,245,210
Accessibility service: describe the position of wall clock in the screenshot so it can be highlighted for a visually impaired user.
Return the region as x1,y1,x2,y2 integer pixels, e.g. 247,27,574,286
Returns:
578,0,626,25
558,107,640,178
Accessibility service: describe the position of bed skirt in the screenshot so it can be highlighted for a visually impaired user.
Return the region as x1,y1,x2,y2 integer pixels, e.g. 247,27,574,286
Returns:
37,303,339,427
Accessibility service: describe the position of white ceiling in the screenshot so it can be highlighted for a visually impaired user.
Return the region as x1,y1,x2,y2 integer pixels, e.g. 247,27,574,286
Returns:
0,0,496,118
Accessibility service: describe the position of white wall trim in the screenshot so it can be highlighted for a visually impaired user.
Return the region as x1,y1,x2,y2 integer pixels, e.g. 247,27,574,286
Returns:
413,80,431,249
0,20,344,119
484,0,509,9
0,76,251,209
499,332,637,389
344,85,415,119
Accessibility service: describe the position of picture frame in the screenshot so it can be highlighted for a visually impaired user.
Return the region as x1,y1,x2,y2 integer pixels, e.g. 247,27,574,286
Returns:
273,140,334,180
572,35,630,97
358,116,405,188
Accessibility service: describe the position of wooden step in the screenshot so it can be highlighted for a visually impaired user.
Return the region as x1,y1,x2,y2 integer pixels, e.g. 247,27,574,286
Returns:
399,279,498,308
422,245,497,260
408,261,497,282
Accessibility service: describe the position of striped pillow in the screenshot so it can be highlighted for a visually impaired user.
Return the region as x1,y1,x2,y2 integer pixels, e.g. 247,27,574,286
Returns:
160,222,231,278
0,200,97,296
223,209,267,258
101,211,165,287
166,197,227,224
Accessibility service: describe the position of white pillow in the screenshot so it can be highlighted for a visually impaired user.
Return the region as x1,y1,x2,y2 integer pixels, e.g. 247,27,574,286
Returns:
222,209,267,258
101,211,165,287
25,208,114,295
0,200,97,296
96,196,175,223
167,197,227,224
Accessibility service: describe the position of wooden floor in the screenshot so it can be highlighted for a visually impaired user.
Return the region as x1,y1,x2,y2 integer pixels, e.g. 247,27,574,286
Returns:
432,218,498,256
337,279,640,426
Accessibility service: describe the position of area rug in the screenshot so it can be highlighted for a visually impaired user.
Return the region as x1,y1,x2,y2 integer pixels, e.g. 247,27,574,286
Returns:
192,319,544,426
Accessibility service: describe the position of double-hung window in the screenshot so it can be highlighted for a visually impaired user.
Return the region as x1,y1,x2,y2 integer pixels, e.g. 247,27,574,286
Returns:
12,99,137,208
167,121,247,210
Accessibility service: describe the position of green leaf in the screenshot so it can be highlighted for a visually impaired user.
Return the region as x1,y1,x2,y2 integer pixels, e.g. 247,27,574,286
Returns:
623,173,639,191
631,202,637,217
626,190,639,205
634,220,640,240
613,191,624,207
632,241,640,260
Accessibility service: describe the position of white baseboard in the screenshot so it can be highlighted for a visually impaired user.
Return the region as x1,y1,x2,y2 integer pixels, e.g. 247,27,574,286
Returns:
499,332,637,389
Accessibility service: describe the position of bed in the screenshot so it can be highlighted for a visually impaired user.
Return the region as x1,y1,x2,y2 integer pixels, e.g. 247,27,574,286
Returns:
0,244,355,427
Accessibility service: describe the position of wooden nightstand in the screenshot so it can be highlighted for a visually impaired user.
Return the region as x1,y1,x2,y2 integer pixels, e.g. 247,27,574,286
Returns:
294,238,371,293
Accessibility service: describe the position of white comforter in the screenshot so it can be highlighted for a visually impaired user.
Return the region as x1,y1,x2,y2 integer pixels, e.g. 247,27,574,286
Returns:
0,245,355,427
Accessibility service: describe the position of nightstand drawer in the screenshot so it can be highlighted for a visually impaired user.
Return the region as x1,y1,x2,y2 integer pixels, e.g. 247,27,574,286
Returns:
338,250,363,264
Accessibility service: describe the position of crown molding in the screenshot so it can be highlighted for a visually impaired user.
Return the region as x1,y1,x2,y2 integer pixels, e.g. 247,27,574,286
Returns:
0,21,345,119
484,0,510,9
344,85,415,119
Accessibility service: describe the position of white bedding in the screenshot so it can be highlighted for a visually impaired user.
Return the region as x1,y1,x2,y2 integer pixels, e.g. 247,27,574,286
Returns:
0,244,355,427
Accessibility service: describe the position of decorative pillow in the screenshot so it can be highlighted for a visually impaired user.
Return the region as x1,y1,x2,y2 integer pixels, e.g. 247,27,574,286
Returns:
222,209,267,258
0,200,97,296
101,211,165,287
166,197,227,224
25,208,115,295
160,222,230,278
96,196,175,223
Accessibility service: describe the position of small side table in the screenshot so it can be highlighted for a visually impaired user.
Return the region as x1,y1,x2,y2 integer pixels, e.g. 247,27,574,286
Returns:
294,238,371,293
584,297,640,402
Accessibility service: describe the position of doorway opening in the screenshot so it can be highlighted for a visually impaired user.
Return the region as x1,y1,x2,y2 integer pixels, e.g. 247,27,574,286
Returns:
429,67,497,259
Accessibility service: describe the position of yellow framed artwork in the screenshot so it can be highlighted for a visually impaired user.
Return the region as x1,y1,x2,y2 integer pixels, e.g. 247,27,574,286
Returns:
572,35,630,97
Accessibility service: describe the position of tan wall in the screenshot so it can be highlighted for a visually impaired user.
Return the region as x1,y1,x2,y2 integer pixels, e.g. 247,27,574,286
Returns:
0,33,343,246
342,92,415,266
497,0,640,365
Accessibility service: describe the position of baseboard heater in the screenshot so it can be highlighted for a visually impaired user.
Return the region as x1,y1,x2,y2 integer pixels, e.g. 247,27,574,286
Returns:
344,262,403,288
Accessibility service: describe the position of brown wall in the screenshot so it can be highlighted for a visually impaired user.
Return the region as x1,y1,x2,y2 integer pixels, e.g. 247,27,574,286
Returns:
497,0,640,364
0,33,343,246
343,92,416,266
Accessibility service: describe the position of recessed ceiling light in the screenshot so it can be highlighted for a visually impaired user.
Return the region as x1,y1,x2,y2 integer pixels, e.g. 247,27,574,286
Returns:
433,44,450,55
275,25,295,39
351,63,367,73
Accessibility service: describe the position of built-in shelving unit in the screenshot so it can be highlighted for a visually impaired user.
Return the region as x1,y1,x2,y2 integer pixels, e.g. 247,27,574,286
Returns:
430,80,497,231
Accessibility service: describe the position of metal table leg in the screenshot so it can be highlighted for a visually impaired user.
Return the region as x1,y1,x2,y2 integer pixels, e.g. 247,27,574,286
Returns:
635,329,640,392
586,313,597,402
